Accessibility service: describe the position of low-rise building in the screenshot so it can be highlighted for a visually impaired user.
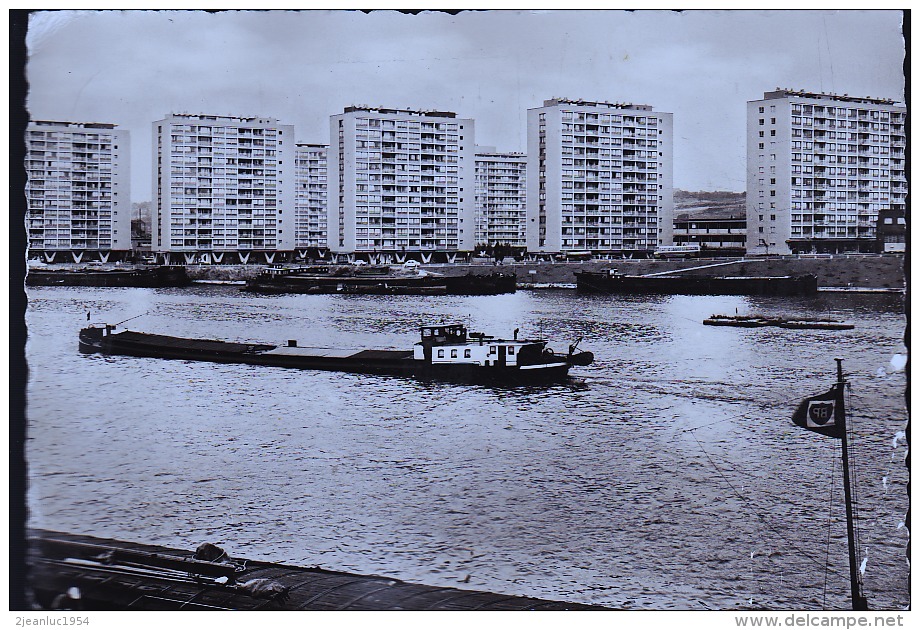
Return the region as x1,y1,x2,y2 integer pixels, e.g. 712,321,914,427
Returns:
672,215,747,256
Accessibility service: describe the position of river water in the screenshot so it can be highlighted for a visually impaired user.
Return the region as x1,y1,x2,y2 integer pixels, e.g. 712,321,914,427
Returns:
23,285,908,610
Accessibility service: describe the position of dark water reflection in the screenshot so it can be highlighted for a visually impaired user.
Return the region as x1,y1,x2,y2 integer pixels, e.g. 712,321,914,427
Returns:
24,286,907,610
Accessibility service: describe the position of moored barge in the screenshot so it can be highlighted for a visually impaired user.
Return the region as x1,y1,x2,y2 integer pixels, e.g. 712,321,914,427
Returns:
574,269,818,296
26,265,192,288
28,529,608,611
703,314,855,330
78,322,593,384
242,265,516,296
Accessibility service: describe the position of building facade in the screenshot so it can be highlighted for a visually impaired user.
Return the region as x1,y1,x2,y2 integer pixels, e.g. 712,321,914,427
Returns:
152,114,295,263
26,120,131,262
876,208,906,253
474,147,527,249
294,143,328,253
327,106,476,262
526,98,674,256
672,216,747,256
746,89,907,255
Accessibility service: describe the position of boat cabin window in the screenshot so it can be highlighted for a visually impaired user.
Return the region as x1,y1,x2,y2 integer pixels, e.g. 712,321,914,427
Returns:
490,345,496,354
437,349,444,358
421,324,468,343
508,346,515,355
450,349,458,358
464,349,471,358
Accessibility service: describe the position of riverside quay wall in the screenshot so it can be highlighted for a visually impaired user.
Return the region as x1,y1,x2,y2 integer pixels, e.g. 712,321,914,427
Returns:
186,254,905,290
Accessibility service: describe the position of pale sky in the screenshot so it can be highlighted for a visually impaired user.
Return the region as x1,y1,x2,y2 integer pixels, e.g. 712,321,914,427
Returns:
25,9,905,202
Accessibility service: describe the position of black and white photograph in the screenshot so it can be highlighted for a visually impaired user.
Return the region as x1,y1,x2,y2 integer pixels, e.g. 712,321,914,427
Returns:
11,7,908,623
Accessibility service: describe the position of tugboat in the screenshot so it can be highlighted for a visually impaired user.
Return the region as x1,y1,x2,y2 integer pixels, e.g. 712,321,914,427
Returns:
78,323,593,385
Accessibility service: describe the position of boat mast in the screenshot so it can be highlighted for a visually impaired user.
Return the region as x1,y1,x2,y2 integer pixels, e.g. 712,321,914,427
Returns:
836,358,868,611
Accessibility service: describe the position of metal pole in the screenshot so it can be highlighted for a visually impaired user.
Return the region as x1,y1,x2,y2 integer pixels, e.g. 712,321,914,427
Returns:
836,358,868,610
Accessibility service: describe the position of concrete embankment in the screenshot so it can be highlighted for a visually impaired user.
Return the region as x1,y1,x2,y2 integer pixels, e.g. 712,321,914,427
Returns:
187,255,905,290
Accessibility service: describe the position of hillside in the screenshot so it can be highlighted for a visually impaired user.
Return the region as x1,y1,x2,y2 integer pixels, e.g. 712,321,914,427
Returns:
674,190,746,220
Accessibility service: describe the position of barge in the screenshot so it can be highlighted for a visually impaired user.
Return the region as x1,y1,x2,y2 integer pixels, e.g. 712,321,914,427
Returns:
703,314,855,330
78,322,593,385
242,265,516,296
26,265,192,288
28,529,608,611
575,269,818,296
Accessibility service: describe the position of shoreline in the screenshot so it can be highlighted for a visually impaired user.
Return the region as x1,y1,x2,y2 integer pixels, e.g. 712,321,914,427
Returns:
26,254,905,290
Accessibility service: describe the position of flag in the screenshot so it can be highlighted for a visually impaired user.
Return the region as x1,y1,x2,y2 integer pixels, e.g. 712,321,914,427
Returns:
792,385,845,438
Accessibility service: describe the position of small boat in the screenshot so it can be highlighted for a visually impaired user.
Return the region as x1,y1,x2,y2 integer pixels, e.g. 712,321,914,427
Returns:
703,315,855,330
26,265,192,288
575,269,819,296
78,322,593,385
243,265,516,296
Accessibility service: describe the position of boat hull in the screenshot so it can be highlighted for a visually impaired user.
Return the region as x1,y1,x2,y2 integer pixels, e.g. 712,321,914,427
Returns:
243,270,516,296
575,271,818,296
27,529,607,611
27,266,192,288
78,329,574,385
703,316,855,330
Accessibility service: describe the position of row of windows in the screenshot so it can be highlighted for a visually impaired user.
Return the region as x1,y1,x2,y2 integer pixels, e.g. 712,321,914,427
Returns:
167,125,281,135
354,118,461,132
559,111,660,125
788,104,901,120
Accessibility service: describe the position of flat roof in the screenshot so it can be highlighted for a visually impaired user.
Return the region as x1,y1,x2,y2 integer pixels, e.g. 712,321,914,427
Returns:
761,88,900,106
344,105,457,118
542,98,653,111
166,113,281,123
30,120,118,129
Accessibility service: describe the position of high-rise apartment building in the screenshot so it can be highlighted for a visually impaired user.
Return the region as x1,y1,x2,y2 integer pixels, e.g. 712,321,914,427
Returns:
746,89,907,255
328,106,475,261
294,143,328,251
153,114,295,263
526,98,674,255
26,120,131,261
474,147,527,248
